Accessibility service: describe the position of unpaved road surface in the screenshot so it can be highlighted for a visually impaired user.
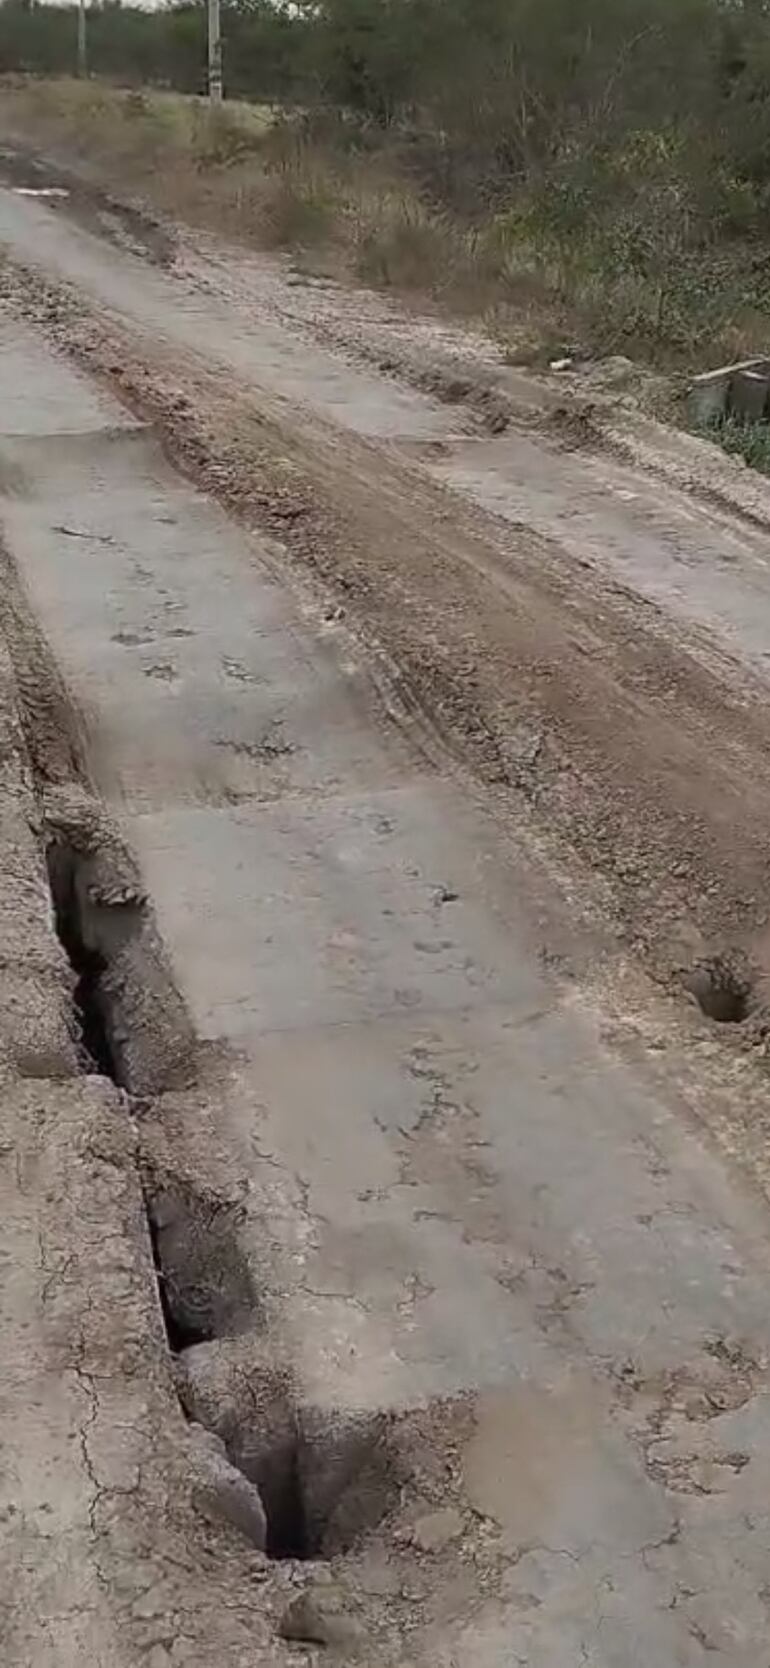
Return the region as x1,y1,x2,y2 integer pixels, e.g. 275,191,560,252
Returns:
3,151,770,1667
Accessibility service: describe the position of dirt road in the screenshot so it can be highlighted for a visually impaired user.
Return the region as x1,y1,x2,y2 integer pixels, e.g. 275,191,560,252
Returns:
3,151,770,1666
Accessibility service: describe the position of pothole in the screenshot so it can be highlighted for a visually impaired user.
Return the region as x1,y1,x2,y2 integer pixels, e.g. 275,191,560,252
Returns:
684,956,753,1024
145,1180,262,1353
263,1409,396,1561
260,1440,310,1560
176,1346,397,1560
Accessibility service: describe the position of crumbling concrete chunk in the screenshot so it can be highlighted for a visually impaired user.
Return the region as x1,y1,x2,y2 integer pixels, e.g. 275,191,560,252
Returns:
279,1586,366,1651
187,1420,268,1551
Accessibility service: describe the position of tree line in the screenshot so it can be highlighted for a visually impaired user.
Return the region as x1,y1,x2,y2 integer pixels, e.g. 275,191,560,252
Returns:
2,0,769,141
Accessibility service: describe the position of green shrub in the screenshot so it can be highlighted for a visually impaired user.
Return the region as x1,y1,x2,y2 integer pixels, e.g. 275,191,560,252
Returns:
703,412,770,476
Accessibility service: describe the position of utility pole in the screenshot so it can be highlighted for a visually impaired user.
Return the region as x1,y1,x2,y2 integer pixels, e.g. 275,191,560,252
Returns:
77,0,87,78
208,0,222,103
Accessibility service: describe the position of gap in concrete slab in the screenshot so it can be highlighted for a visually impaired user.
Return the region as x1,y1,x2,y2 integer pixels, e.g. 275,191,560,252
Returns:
46,839,117,1077
147,1203,215,1353
144,1181,262,1353
44,809,195,1095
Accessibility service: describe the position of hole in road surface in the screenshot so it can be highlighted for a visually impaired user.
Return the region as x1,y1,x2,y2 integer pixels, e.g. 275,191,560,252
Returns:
145,1181,261,1354
46,842,115,1077
176,1349,397,1560
250,1407,396,1560
684,958,753,1024
231,1416,396,1561
261,1441,311,1560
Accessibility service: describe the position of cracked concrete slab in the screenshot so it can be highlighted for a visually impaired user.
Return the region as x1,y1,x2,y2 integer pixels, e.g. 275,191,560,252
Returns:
0,316,140,438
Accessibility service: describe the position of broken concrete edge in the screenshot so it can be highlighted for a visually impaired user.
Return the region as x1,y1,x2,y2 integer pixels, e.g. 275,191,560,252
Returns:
1,1059,485,1639
138,1112,489,1593
0,539,287,1618
0,972,479,1659
0,533,91,786
0,508,491,1649
135,1075,493,1572
0,528,194,1091
176,1336,401,1561
0,636,270,1573
188,1420,269,1552
0,645,388,1646
0,1075,294,1662
0,625,79,1079
43,779,197,1095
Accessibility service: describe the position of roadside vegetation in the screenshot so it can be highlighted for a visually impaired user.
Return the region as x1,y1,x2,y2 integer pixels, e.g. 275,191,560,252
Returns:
3,0,770,374
700,411,770,475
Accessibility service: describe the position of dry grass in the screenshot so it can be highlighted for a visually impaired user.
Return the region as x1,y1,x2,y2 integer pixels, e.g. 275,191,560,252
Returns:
13,75,745,374
1,75,271,154
0,76,552,336
0,80,637,367
0,75,768,377
0,76,273,228
0,79,704,371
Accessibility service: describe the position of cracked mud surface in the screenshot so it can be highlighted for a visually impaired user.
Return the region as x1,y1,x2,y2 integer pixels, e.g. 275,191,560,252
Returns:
3,148,770,1666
